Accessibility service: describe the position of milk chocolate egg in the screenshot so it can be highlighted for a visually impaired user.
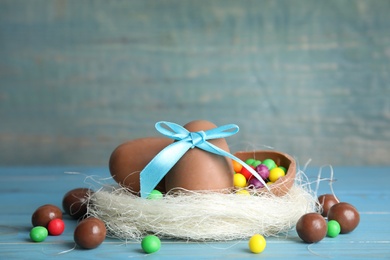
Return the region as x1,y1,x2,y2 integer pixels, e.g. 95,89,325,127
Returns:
296,213,327,243
32,204,62,227
318,194,339,217
62,188,93,220
328,202,360,234
165,120,234,192
109,137,173,194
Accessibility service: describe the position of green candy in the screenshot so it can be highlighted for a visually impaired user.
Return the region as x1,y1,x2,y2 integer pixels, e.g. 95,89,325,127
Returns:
252,160,262,167
245,158,256,166
30,226,48,242
147,190,163,200
141,235,161,254
261,159,276,170
327,220,341,238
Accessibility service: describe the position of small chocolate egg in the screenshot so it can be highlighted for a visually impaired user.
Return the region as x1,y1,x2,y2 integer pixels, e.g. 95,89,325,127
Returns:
327,202,360,234
62,188,93,220
109,137,173,194
32,204,62,227
74,217,106,249
165,120,234,192
318,194,339,217
296,213,327,243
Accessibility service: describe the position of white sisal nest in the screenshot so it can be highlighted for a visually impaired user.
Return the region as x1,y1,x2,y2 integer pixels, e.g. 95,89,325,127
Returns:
87,172,317,241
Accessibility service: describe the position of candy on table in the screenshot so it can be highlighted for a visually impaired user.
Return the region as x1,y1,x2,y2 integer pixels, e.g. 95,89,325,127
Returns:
248,234,266,254
318,194,339,217
62,188,93,220
327,202,360,234
47,218,65,236
30,226,48,242
31,204,62,227
296,212,327,243
327,220,341,238
74,217,107,249
141,235,161,254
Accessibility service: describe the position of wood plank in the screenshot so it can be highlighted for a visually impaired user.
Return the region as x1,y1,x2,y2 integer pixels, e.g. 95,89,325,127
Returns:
0,166,389,259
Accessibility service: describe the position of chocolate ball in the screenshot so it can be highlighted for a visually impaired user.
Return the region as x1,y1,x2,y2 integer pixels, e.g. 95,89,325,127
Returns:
327,202,360,234
32,204,62,227
318,194,339,217
296,213,327,243
74,217,106,249
62,188,92,220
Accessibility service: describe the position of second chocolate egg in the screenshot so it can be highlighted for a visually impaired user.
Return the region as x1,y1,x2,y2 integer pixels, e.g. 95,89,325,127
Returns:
109,137,173,194
165,120,234,192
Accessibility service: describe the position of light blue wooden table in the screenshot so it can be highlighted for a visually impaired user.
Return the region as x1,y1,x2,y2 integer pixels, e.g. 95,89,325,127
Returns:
0,166,389,259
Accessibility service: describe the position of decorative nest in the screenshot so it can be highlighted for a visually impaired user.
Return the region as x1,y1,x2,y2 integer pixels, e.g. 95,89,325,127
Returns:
87,151,317,241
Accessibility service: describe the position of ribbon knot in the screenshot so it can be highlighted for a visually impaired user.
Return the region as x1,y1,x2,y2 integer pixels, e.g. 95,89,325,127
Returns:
139,121,269,198
189,131,206,148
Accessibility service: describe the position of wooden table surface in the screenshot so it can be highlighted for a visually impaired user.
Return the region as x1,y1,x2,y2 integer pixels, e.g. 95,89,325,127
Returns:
0,166,389,259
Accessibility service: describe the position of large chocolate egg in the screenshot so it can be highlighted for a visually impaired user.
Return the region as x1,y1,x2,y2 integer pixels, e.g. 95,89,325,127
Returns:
165,120,234,192
109,137,173,193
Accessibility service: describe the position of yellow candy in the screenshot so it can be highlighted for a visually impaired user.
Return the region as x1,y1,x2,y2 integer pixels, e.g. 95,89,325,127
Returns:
236,189,250,196
233,173,247,188
269,167,285,182
248,234,266,254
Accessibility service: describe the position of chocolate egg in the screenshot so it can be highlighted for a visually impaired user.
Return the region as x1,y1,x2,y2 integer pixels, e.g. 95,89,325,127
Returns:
296,213,327,243
109,137,173,193
74,217,106,249
165,120,234,192
318,194,339,217
234,150,296,196
32,204,62,227
328,202,360,234
62,188,93,220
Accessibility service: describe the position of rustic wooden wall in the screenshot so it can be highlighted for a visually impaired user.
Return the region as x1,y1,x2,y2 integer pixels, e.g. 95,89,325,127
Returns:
1,0,389,166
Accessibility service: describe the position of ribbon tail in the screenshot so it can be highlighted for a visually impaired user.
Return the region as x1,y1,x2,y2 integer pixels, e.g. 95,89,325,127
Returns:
197,142,270,191
140,141,192,198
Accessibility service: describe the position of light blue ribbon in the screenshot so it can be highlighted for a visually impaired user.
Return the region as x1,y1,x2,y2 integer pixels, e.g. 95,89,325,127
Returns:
140,121,269,197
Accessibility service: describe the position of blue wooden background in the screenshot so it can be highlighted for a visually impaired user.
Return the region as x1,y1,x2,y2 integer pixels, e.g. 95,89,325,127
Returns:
1,0,389,166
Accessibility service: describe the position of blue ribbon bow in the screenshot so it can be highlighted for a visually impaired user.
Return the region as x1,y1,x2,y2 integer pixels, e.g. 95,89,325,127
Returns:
140,121,269,197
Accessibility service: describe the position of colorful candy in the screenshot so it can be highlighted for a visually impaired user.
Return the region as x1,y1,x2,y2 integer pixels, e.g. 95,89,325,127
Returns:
327,220,341,238
255,164,269,180
261,159,276,171
296,213,327,243
147,189,163,199
233,173,247,188
47,218,65,236
74,217,106,249
327,202,360,234
30,226,48,242
248,234,266,254
232,157,288,192
31,204,63,227
269,167,285,183
141,235,161,254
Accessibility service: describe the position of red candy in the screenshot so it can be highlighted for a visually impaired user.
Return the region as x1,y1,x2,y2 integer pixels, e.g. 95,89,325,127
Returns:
240,165,255,180
47,218,65,236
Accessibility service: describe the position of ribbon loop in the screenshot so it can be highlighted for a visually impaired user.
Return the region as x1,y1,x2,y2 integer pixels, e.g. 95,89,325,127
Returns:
140,121,269,198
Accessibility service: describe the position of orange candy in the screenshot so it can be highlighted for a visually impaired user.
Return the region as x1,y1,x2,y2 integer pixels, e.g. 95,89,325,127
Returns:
232,160,243,173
